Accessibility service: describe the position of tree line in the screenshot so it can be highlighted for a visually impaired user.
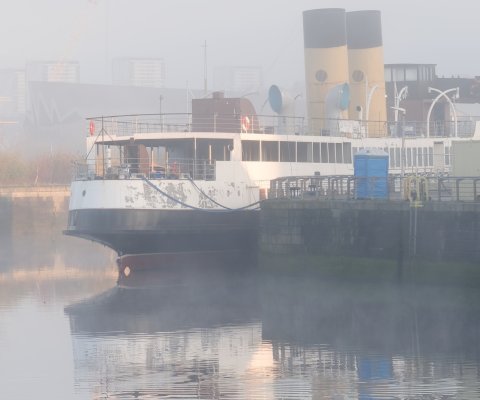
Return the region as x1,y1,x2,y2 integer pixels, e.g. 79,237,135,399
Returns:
0,151,78,185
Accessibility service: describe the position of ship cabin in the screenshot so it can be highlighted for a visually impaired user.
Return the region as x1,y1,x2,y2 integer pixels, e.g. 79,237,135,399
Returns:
77,92,480,183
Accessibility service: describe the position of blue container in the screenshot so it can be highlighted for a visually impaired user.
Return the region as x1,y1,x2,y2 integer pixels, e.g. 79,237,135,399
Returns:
354,149,389,199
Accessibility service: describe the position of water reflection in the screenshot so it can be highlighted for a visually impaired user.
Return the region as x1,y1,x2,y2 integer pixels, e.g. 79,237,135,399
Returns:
2,219,479,400
66,266,264,399
65,266,480,399
67,265,260,333
0,230,115,273
262,275,480,399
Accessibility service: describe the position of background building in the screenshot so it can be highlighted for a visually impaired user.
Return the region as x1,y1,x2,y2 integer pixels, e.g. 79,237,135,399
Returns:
213,66,263,94
112,58,166,88
26,61,80,84
0,69,26,116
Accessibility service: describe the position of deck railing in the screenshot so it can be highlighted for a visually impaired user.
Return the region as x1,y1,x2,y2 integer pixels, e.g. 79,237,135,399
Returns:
268,175,480,203
86,114,479,139
73,158,216,181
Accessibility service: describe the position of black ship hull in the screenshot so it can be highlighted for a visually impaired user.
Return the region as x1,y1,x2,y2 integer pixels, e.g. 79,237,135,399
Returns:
64,208,259,269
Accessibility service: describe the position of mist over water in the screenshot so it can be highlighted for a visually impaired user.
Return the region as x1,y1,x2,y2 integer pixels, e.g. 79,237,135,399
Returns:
2,1,480,398
1,228,480,399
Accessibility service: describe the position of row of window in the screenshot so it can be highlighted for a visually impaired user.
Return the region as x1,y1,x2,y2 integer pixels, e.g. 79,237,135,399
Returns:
241,140,353,164
240,141,452,168
352,146,451,169
384,65,435,83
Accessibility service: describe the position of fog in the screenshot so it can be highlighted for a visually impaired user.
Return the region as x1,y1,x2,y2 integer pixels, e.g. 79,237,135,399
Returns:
2,2,480,398
1,0,479,90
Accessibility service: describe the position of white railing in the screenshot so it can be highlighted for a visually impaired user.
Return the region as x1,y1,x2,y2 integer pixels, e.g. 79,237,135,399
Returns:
86,114,480,139
73,157,215,181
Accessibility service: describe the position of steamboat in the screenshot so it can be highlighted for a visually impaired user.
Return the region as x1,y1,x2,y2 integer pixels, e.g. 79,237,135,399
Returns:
64,8,480,271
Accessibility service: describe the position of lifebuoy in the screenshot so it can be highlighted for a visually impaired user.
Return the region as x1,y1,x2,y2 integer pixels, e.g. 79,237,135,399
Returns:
89,120,95,136
241,116,251,132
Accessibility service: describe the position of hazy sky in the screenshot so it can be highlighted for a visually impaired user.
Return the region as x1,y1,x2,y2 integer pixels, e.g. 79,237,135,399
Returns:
1,0,479,89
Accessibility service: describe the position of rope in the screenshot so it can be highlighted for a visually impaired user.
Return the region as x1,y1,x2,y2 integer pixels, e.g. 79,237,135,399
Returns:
141,176,261,212
188,177,231,210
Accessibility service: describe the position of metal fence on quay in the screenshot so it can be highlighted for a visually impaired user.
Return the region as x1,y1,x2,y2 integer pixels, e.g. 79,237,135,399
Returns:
268,175,480,203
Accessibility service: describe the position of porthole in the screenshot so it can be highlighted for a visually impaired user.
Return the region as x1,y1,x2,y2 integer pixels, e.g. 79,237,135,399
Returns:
315,70,328,83
352,70,365,82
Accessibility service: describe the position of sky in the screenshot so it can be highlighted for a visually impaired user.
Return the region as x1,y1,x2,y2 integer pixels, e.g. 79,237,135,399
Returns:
0,0,479,90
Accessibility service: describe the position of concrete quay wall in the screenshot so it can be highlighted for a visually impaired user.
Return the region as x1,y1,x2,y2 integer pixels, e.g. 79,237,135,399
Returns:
0,186,70,234
260,199,480,264
3,186,480,269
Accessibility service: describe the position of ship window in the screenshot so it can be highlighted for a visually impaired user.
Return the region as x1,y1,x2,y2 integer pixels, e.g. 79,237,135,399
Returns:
405,67,418,82
313,143,320,163
241,140,260,161
423,147,431,167
321,143,328,163
427,66,433,81
394,67,405,82
328,143,336,163
418,147,423,166
280,141,296,162
297,142,312,162
389,148,395,168
335,143,343,163
261,141,279,162
196,139,232,161
343,143,352,164
395,148,401,168
384,67,392,82
407,148,412,166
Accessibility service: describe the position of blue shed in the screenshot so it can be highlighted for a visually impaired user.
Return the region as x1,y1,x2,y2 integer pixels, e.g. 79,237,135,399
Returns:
354,149,389,199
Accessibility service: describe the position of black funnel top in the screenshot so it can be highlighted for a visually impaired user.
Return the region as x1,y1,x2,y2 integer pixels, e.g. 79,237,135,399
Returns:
303,8,347,49
347,10,383,49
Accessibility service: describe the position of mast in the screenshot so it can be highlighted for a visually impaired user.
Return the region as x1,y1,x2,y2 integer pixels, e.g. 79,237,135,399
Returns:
203,40,208,96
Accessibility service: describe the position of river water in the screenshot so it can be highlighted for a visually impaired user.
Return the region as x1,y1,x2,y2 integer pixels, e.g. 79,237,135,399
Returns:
1,234,480,399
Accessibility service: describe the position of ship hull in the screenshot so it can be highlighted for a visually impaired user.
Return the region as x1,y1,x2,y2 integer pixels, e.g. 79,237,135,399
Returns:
65,208,259,258
115,249,255,281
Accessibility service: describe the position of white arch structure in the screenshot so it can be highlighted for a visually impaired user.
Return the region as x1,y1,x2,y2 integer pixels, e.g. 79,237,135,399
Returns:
426,87,459,138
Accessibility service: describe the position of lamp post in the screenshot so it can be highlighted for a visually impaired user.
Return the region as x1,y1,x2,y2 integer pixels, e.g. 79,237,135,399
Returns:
393,85,408,123
364,82,378,137
391,106,406,178
159,95,164,132
426,87,459,137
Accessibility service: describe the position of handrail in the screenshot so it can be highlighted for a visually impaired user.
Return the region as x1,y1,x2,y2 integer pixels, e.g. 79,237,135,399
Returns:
268,175,480,203
84,113,480,138
72,157,216,182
